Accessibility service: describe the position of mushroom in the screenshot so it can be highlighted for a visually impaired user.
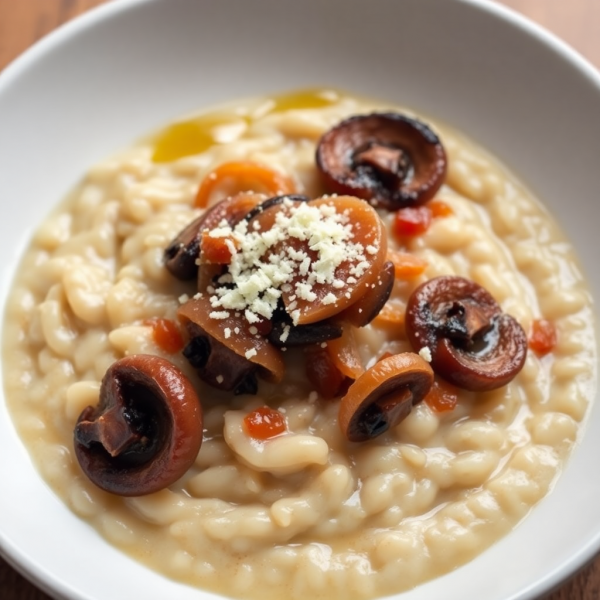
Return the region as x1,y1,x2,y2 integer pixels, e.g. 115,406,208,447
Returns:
178,294,285,392
163,215,204,280
182,321,259,394
252,195,388,325
73,354,203,496
339,353,433,442
316,113,447,210
267,303,343,347
164,192,264,281
404,276,528,391
340,260,395,327
242,193,309,225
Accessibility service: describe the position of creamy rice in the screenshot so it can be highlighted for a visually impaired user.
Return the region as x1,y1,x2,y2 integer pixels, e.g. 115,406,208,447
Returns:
3,90,597,599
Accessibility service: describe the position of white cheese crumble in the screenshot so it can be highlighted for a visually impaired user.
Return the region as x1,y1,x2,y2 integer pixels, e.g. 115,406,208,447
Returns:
204,200,378,325
419,346,432,362
245,348,258,360
209,311,230,320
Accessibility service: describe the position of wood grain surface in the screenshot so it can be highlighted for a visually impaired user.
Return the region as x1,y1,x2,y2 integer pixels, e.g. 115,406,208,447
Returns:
0,0,599,599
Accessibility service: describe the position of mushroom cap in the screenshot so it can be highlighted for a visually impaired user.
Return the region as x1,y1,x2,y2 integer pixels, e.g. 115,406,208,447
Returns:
339,352,433,442
405,275,528,391
255,195,388,325
165,192,265,281
340,260,395,327
316,113,447,210
178,294,285,384
73,354,203,496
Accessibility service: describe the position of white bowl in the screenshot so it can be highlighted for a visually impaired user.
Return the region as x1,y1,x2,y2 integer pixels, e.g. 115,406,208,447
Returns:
0,1,599,599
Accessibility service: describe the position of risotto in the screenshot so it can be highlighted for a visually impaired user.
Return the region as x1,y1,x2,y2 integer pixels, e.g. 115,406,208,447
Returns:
3,89,597,600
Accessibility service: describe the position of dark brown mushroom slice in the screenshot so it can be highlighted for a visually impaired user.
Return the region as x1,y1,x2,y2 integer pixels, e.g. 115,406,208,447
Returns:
267,308,343,347
340,260,395,327
242,194,309,226
165,192,265,281
178,294,285,390
73,354,203,496
164,215,204,280
182,321,258,394
405,276,528,391
339,353,433,442
316,113,447,210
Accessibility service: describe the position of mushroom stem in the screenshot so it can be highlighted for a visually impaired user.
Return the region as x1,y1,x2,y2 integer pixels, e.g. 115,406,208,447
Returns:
75,404,141,457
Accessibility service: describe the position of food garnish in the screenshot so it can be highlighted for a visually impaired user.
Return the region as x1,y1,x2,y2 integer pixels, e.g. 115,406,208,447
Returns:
529,317,557,356
243,406,287,440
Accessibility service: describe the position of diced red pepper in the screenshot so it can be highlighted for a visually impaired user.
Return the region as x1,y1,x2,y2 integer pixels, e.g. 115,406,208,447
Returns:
425,378,459,413
529,318,557,356
144,318,184,354
394,205,432,237
243,406,287,440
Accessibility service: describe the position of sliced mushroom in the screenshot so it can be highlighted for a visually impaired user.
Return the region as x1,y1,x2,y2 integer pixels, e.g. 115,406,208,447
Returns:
248,195,388,325
404,276,528,391
316,113,447,210
182,321,259,394
267,304,342,347
164,192,264,281
243,193,309,226
340,260,395,327
164,215,204,280
178,294,285,390
339,353,433,442
73,354,203,496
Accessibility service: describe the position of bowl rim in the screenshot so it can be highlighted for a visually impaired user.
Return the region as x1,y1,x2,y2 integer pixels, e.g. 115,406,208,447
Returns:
1,0,600,599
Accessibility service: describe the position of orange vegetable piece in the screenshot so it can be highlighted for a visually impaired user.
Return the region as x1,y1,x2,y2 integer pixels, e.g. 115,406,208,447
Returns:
386,249,428,279
529,318,557,356
372,301,405,327
243,407,287,440
394,205,432,237
326,324,365,380
425,378,459,413
200,231,238,264
195,161,296,208
144,318,184,354
305,347,346,399
428,199,454,218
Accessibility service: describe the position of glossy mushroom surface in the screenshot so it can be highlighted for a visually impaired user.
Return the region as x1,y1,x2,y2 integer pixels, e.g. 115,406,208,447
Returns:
256,195,388,324
340,260,395,327
339,353,433,442
405,276,528,391
73,354,203,496
316,113,447,210
164,192,264,281
178,294,285,387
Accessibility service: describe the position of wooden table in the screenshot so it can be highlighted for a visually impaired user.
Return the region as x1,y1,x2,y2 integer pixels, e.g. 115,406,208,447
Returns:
0,0,599,598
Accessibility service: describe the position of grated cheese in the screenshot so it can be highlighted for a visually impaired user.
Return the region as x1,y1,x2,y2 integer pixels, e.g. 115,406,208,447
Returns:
204,200,378,325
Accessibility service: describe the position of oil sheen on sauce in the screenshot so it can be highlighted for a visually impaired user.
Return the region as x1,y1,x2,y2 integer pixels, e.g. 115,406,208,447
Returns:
151,89,339,163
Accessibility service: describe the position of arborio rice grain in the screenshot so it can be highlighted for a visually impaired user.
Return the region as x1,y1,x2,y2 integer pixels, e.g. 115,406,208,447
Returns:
3,90,597,600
